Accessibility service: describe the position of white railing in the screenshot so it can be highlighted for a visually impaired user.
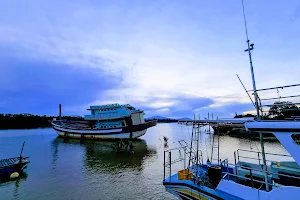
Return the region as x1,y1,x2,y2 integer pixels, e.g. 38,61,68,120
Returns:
84,113,129,120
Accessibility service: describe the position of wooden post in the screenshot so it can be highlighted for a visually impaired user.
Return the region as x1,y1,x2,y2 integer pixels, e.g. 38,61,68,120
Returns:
164,151,166,179
169,151,171,181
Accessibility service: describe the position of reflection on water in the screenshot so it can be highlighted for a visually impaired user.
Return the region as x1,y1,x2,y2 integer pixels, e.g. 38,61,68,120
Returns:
51,138,157,172
0,172,27,200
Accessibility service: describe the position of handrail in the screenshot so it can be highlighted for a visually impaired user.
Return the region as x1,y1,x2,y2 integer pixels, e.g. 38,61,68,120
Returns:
260,94,300,101
237,149,291,157
222,172,278,189
237,156,293,164
164,146,188,152
247,83,300,92
236,165,300,181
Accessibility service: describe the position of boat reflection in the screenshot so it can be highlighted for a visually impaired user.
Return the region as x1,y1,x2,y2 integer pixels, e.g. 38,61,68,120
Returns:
51,138,157,172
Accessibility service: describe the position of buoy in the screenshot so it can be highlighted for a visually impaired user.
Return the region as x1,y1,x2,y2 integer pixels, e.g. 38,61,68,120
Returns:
10,172,19,179
276,162,281,167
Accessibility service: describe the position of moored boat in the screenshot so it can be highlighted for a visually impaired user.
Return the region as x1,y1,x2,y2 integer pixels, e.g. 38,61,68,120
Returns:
52,103,157,140
0,142,29,179
163,1,300,199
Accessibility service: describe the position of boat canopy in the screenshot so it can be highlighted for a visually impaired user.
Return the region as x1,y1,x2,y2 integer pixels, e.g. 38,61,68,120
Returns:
88,104,121,110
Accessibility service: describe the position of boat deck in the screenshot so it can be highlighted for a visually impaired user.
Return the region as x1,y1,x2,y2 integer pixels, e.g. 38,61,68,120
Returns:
163,166,242,200
0,157,20,168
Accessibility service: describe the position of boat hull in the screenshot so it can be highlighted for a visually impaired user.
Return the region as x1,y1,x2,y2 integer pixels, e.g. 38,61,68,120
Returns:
54,129,147,139
0,157,29,179
52,120,157,140
164,184,219,200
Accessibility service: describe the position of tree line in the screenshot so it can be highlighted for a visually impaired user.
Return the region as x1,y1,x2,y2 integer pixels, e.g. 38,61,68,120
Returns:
235,101,300,120
0,113,83,129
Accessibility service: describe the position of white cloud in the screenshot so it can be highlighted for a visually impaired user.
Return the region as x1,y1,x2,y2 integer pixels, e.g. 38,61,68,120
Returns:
1,0,300,117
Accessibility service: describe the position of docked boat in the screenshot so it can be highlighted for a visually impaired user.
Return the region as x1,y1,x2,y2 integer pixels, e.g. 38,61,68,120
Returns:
0,142,29,179
52,104,157,140
163,121,300,199
163,2,300,199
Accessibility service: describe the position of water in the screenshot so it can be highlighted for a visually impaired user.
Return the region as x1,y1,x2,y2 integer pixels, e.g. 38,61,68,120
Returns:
0,123,288,200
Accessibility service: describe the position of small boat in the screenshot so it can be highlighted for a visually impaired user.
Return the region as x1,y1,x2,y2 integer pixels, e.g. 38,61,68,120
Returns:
52,104,157,140
0,142,29,179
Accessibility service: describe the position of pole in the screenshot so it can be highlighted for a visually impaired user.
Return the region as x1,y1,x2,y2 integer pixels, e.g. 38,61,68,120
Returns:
217,127,220,165
59,104,62,125
169,151,172,181
164,151,166,178
208,112,210,133
236,74,256,108
241,0,269,191
19,142,25,164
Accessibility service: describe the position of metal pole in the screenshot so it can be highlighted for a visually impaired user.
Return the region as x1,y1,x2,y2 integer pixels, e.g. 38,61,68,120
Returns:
208,112,210,133
164,151,166,178
217,127,220,165
59,104,62,125
250,169,254,188
241,0,269,191
19,141,25,164
184,149,186,169
236,74,256,108
169,151,172,181
234,152,238,176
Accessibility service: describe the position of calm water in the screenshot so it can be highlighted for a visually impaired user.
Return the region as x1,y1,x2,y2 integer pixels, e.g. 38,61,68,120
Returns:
0,123,288,200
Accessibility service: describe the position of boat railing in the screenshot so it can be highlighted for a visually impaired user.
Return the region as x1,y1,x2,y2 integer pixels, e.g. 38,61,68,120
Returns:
178,140,204,166
247,83,300,117
84,113,129,120
222,162,300,191
163,146,203,181
235,149,294,166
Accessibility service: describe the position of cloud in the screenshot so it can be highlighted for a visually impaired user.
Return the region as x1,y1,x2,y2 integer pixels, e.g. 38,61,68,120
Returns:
1,0,300,117
0,57,120,115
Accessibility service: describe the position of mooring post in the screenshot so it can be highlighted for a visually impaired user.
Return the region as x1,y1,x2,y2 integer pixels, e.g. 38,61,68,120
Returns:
163,151,166,179
169,151,171,181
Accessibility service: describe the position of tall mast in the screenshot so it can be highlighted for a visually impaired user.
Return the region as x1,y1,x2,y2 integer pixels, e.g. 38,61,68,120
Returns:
241,0,269,191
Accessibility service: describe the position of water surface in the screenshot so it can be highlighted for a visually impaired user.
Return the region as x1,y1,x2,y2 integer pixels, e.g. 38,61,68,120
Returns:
0,124,288,200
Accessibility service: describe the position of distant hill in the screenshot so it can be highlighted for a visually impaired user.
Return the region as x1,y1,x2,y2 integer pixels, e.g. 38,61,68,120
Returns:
146,116,192,121
177,117,192,121
147,116,170,120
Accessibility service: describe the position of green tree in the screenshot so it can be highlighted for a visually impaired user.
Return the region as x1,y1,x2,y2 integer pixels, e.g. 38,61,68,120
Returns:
268,101,300,119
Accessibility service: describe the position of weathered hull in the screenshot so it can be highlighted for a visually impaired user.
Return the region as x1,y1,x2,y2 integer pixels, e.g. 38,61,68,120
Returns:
54,129,147,139
0,157,29,178
164,184,219,200
52,120,157,140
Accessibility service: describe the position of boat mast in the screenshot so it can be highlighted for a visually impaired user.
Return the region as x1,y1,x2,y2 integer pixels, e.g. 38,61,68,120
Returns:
241,0,269,191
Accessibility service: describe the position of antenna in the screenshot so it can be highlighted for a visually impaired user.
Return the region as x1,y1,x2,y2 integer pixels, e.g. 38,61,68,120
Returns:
241,0,260,120
241,0,269,191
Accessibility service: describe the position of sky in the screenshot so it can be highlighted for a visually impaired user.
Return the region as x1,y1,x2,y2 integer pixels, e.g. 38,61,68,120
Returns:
0,0,300,119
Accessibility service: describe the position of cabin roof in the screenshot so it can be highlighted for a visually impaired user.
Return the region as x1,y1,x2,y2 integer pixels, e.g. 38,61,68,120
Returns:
87,103,121,110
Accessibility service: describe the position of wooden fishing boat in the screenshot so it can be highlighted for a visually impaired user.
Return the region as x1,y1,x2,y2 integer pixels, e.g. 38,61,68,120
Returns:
0,142,30,179
52,104,157,140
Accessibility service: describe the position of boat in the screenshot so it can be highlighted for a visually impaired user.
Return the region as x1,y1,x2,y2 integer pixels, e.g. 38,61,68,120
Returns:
162,1,300,199
51,103,157,140
0,142,30,179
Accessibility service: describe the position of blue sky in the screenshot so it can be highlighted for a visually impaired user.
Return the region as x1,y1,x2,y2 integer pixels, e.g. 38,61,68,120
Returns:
0,0,300,118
